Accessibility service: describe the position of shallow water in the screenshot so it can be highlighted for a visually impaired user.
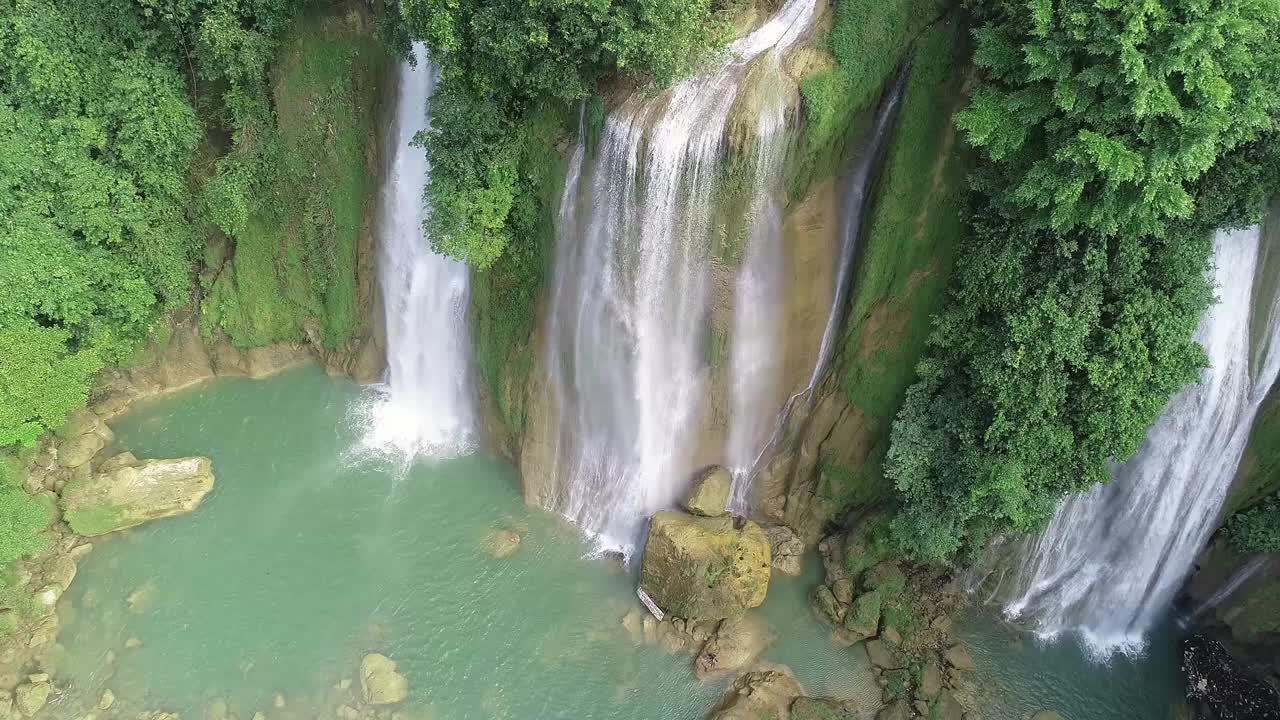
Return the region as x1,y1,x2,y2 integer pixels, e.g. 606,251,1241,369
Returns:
46,367,1186,719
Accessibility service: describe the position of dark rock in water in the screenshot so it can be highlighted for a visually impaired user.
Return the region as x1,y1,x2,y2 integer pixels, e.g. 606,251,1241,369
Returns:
1183,635,1280,719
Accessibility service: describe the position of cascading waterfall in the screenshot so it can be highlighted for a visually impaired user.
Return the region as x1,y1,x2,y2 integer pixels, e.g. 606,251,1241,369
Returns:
1004,225,1280,656
358,43,476,461
727,66,909,511
544,0,817,553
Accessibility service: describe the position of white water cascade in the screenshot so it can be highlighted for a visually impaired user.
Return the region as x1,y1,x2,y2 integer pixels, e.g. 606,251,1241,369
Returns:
543,0,818,553
1004,225,1280,656
359,43,476,461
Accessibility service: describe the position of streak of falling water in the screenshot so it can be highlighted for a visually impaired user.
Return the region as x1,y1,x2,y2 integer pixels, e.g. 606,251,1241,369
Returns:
544,0,818,554
357,43,476,462
1004,225,1280,656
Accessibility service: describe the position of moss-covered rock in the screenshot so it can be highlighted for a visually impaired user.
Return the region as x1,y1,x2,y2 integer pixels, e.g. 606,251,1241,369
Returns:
639,511,770,620
843,591,882,640
61,457,214,536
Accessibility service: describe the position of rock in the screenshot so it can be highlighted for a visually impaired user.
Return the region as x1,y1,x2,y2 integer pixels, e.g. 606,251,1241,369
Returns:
24,675,47,685
1030,712,1066,720
622,609,644,643
1183,634,1280,720
337,705,359,720
656,620,689,654
811,585,843,625
831,577,854,606
943,644,974,671
641,615,657,645
930,615,952,634
360,653,408,705
35,586,60,610
252,713,266,720
880,626,901,646
61,457,214,536
710,665,801,720
98,690,114,710
273,693,286,708
124,637,141,649
864,639,902,670
842,591,881,641
46,555,77,593
818,534,848,584
863,562,906,598
918,660,943,698
765,526,803,576
0,696,14,720
14,683,49,717
96,452,137,473
695,616,773,679
206,699,227,720
790,696,856,719
682,467,731,517
638,511,770,620
485,529,521,558
58,432,106,469
933,689,963,720
874,700,910,720
68,543,94,559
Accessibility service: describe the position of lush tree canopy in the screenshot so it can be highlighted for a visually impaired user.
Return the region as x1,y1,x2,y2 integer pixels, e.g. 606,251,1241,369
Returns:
394,0,731,266
885,0,1280,562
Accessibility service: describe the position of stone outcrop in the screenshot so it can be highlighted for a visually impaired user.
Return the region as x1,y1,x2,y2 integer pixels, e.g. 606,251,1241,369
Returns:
696,615,774,679
640,511,771,620
359,653,408,705
766,525,804,576
710,665,802,720
684,467,732,517
1184,635,1280,719
61,456,214,536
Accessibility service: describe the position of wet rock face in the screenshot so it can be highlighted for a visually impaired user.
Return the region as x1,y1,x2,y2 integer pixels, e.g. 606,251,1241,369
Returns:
61,456,214,536
766,525,804,576
639,511,771,621
1184,635,1280,719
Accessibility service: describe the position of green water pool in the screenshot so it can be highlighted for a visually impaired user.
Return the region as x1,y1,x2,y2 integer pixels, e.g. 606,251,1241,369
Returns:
44,367,1187,719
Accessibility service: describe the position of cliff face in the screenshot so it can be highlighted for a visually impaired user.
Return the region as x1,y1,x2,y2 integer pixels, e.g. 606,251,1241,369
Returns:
482,7,973,543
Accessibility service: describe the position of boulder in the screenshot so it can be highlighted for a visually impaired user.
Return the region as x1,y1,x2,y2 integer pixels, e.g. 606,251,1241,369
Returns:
711,666,801,720
359,653,407,705
918,659,943,698
61,457,214,536
863,562,906,598
831,577,854,605
842,591,881,641
97,452,138,473
943,644,974,672
766,525,804,576
98,690,115,710
683,467,731,517
811,585,843,625
818,534,848,584
933,689,963,720
790,697,856,719
875,700,910,720
1030,712,1066,720
14,682,48,717
639,511,770,620
58,432,106,469
864,639,901,670
695,615,773,679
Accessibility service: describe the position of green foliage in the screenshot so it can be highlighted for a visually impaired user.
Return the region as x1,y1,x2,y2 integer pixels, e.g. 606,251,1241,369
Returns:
847,589,883,632
956,0,1280,239
0,457,49,576
202,16,385,349
396,0,732,267
1227,493,1280,555
884,0,1280,563
790,0,950,200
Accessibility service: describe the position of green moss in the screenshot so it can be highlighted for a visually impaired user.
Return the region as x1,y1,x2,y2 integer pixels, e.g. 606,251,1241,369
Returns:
202,16,386,349
63,504,130,537
1230,579,1280,642
825,19,971,506
788,0,953,201
0,486,49,574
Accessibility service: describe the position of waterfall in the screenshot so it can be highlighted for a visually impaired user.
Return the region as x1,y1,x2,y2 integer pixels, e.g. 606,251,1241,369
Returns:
543,0,818,553
726,66,909,511
358,43,476,461
1004,225,1280,656
1187,555,1269,622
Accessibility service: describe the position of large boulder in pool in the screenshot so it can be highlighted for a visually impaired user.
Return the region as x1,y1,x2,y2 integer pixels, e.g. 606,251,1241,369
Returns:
61,457,214,536
360,653,408,705
640,511,770,621
683,467,731,517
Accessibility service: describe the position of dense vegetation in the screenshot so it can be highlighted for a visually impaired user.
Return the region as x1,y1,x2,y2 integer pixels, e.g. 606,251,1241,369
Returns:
885,0,1280,562
1228,492,1280,555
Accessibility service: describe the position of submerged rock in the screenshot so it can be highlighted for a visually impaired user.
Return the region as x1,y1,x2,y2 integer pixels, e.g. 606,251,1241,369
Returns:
360,653,408,705
683,467,731,517
485,529,522,558
766,525,804,576
696,615,773,679
61,457,214,536
1183,635,1280,719
639,511,770,620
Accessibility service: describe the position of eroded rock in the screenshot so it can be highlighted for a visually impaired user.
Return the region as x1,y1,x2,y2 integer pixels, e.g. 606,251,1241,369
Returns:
61,457,214,536
710,665,801,720
695,615,773,679
360,653,408,705
14,682,48,717
766,525,804,576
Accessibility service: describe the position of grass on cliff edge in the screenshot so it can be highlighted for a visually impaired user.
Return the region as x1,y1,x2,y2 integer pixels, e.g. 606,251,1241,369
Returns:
202,17,385,350
819,19,972,510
